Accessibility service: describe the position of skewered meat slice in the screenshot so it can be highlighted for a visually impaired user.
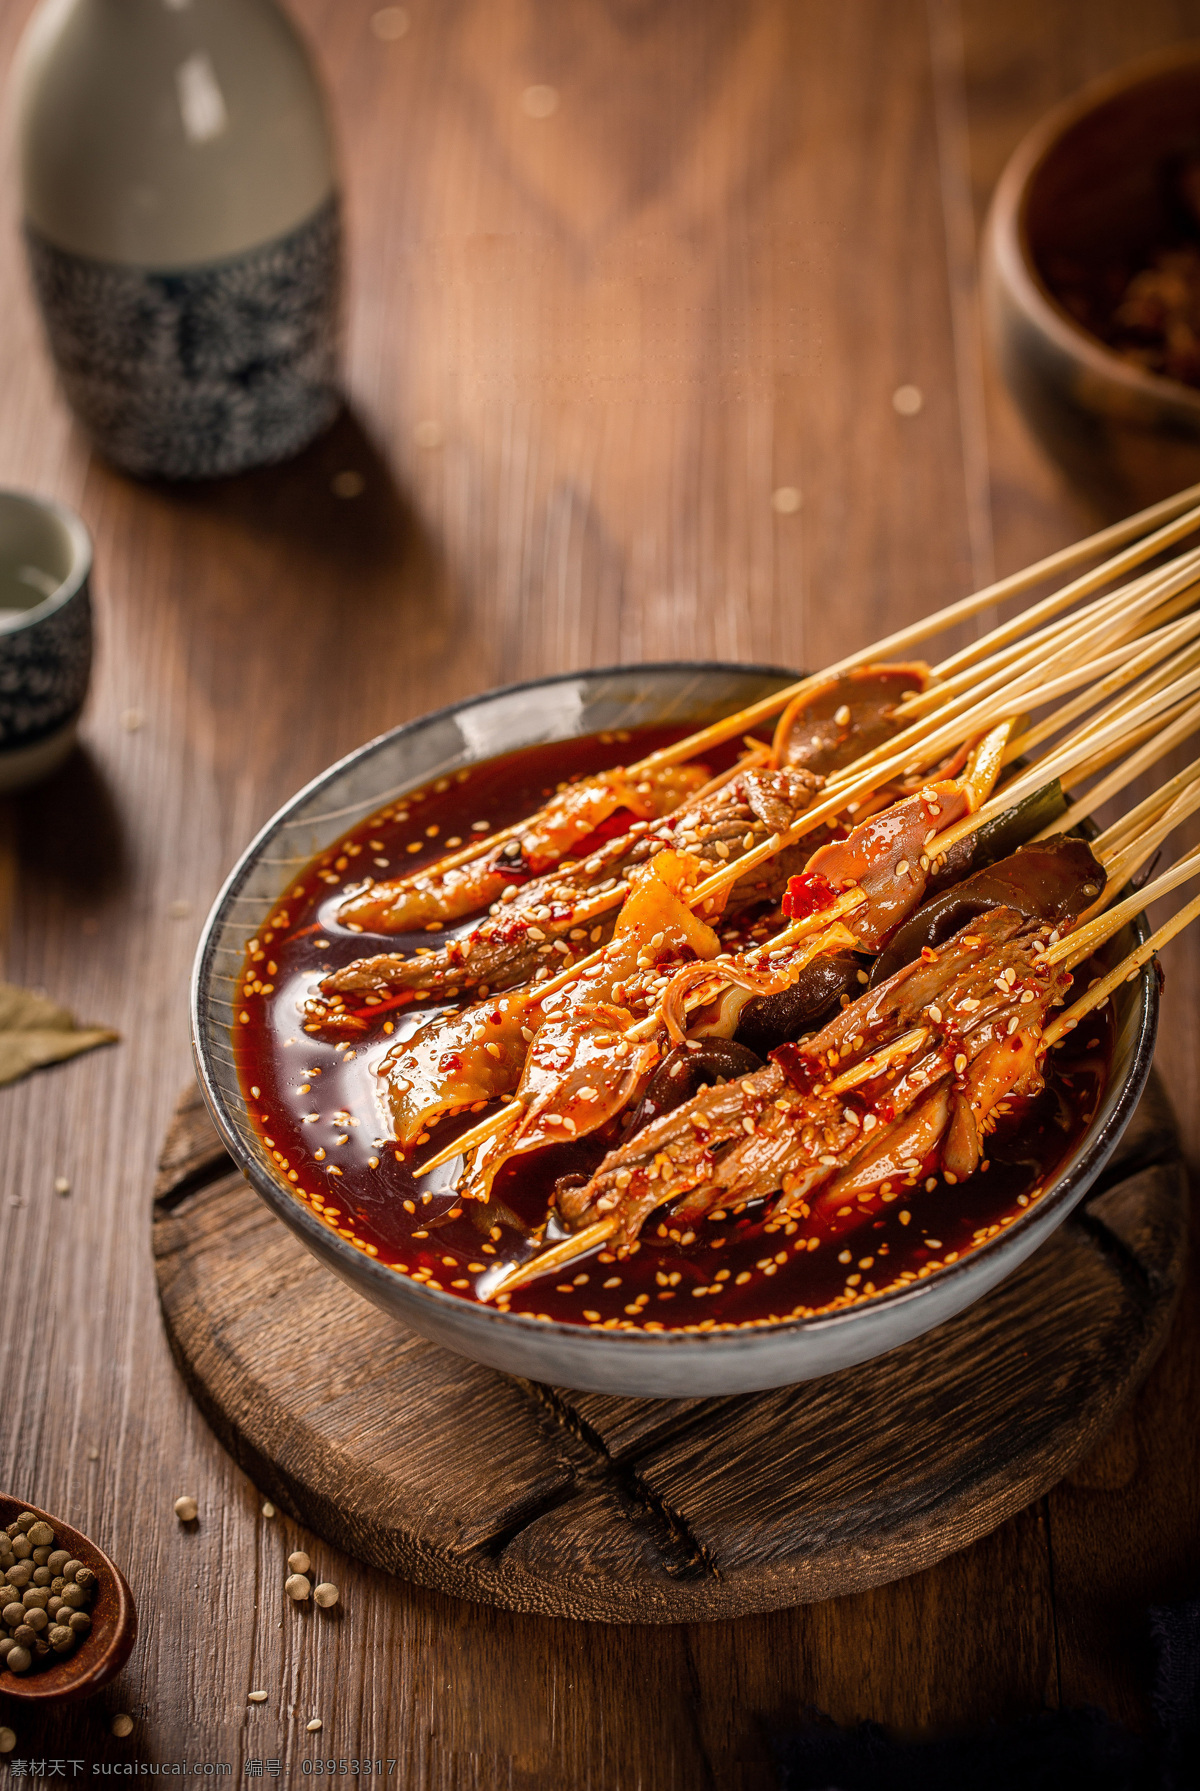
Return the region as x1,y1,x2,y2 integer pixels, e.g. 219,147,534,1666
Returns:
338,763,709,932
800,778,971,949
380,848,720,1155
644,773,1001,1053
870,834,1104,983
318,765,822,1005
556,1063,792,1246
447,850,722,1197
346,662,929,936
378,995,530,1148
563,903,1073,1248
776,663,930,774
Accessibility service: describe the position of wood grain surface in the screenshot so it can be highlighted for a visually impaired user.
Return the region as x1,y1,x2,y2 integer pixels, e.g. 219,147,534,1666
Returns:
1,0,1200,1778
153,1079,1186,1624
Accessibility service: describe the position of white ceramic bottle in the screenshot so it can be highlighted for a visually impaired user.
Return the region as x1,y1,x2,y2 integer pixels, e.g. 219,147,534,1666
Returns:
14,0,341,480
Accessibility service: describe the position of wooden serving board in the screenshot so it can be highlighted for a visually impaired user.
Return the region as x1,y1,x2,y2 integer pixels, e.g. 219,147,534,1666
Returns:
153,1078,1187,1624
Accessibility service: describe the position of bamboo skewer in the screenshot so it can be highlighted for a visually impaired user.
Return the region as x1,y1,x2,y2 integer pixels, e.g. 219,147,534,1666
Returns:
922,496,1200,684
1093,758,1200,859
824,1028,930,1096
1090,765,1200,901
1053,692,1200,793
929,660,1200,862
826,563,1179,779
416,667,1200,1189
354,486,1200,895
1002,607,1200,765
891,548,1200,726
483,1219,620,1302
835,592,1200,803
782,585,1200,833
414,1100,525,1177
1043,844,1200,970
1031,694,1200,843
1044,885,1200,1048
639,486,1200,772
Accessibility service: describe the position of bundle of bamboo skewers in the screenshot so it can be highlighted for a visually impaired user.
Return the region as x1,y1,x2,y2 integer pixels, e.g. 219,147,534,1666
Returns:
342,481,1200,1299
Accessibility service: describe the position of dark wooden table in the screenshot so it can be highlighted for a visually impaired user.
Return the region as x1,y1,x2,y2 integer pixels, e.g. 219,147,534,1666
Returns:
2,0,1199,1779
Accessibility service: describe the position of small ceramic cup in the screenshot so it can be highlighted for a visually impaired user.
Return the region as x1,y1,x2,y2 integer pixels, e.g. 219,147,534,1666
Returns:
0,489,92,791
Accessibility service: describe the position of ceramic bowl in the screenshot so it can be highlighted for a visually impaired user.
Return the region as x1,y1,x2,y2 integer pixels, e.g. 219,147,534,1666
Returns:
191,664,1158,1398
984,44,1200,507
0,1494,136,1703
0,489,92,791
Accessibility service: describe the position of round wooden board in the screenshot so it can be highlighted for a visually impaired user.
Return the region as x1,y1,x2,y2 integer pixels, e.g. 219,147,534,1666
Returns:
153,1077,1187,1624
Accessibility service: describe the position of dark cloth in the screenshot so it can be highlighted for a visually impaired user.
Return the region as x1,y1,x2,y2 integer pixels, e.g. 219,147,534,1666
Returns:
771,1600,1200,1791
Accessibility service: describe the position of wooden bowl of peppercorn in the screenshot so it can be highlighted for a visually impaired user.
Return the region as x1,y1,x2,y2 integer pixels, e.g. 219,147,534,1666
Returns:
0,1497,136,1704
984,42,1200,510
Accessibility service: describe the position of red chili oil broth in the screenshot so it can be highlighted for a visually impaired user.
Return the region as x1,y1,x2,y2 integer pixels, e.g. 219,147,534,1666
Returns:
236,726,1114,1333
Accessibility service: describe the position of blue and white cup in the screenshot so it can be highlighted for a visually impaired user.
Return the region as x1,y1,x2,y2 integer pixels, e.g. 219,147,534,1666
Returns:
0,490,92,790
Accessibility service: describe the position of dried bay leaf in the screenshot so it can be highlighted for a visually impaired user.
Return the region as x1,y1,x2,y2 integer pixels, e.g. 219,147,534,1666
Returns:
0,982,118,1086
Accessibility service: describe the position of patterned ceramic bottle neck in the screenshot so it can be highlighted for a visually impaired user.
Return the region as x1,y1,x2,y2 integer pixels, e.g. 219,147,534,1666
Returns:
16,0,336,268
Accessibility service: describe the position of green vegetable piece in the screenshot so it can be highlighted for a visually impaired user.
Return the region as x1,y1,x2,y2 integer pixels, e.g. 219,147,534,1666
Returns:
973,779,1067,867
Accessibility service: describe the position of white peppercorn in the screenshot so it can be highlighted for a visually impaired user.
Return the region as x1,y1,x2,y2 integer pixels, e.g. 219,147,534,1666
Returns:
111,1714,134,1738
312,1582,339,1608
0,1520,100,1678
287,1551,310,1575
173,1496,198,1523
284,1574,311,1602
0,1726,15,1754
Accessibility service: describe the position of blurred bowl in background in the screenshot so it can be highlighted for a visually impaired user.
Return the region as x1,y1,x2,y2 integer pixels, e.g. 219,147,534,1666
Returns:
0,489,92,791
985,44,1200,511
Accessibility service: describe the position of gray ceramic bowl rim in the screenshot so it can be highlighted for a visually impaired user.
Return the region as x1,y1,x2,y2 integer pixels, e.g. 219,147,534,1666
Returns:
989,40,1200,417
192,662,1159,1364
0,486,92,636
